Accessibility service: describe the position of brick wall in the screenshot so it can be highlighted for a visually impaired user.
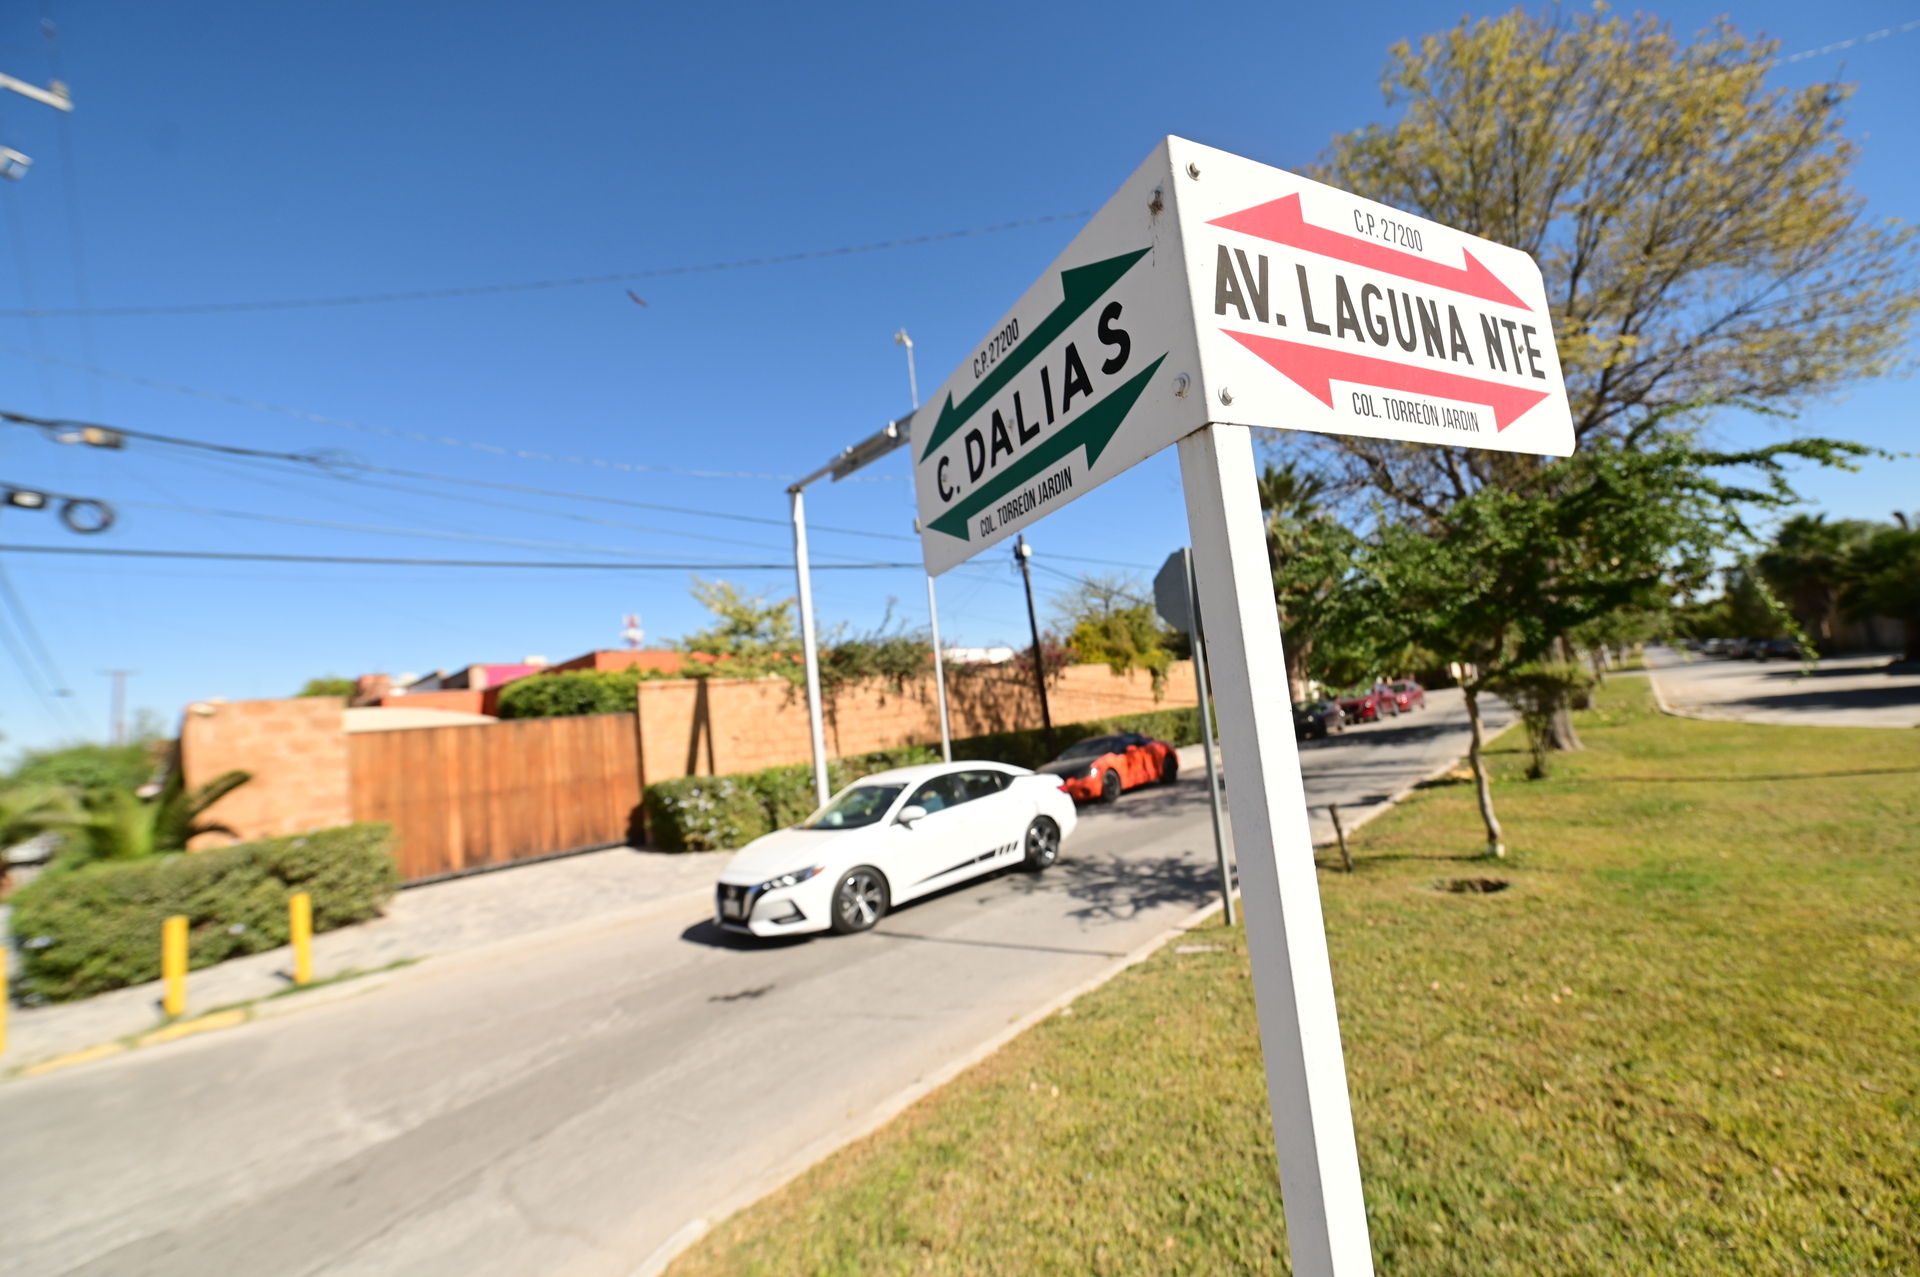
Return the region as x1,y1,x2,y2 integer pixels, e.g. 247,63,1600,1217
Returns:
180,696,352,845
634,662,1195,786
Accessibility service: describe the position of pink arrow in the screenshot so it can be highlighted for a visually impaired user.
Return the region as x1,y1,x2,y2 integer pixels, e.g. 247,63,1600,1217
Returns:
1224,330,1551,432
1208,194,1531,312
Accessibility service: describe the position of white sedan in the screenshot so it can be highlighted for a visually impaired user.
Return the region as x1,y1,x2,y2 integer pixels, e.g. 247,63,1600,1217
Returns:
714,761,1078,938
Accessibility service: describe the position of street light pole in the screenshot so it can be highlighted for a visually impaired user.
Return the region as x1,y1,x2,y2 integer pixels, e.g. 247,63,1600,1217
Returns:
787,411,918,811
898,329,951,762
1014,535,1054,759
788,486,833,811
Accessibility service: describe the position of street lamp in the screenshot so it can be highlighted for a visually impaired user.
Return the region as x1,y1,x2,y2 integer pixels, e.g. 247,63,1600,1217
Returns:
787,411,922,809
894,329,953,765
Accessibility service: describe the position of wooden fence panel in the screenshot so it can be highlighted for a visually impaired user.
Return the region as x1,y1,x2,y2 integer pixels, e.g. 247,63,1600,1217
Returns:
349,715,641,880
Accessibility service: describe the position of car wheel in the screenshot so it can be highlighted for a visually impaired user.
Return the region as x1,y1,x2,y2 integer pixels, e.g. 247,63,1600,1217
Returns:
829,866,889,934
1100,768,1122,802
1160,753,1179,784
1023,817,1061,871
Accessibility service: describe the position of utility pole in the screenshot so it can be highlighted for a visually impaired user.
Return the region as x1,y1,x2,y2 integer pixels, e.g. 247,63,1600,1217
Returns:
100,669,135,744
1014,535,1054,759
897,329,951,762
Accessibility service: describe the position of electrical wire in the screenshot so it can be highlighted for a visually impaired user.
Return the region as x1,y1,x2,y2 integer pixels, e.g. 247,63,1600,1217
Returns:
0,349,903,482
0,543,922,569
0,409,918,541
0,210,1095,318
110,497,802,560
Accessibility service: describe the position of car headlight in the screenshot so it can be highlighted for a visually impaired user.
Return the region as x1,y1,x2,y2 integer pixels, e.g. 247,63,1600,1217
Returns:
756,865,824,893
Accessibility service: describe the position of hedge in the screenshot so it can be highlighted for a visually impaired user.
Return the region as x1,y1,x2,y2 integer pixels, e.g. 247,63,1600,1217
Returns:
645,747,940,852
496,669,652,719
7,823,400,1004
641,708,1205,852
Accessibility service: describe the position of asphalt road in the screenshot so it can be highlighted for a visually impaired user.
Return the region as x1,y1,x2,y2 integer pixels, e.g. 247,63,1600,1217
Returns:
0,691,1501,1277
1648,646,1920,728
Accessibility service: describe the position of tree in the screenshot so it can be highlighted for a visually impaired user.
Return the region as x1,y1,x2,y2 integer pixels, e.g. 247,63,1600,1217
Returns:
1756,514,1879,650
1841,526,1920,661
9,740,161,794
1312,6,1915,513
1258,461,1363,702
1354,435,1823,854
297,676,356,698
59,768,252,868
1050,575,1173,697
1289,6,1912,775
673,578,802,677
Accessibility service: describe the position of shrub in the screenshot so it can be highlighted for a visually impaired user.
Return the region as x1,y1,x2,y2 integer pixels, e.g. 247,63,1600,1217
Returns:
645,746,940,851
7,823,401,1003
497,669,643,718
950,707,1204,770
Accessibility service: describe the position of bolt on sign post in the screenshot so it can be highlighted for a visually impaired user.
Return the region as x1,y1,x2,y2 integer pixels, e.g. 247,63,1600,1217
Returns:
162,915,189,1018
290,893,314,986
914,137,1572,1276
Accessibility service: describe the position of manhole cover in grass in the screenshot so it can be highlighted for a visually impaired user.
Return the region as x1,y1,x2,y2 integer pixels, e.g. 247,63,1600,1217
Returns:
1445,877,1510,894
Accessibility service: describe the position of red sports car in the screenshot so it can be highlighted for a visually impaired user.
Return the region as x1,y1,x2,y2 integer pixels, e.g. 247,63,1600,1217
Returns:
1036,732,1178,802
1336,685,1399,723
1387,679,1426,712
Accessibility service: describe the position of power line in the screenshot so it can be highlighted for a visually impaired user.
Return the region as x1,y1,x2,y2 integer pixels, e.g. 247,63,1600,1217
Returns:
0,210,1094,319
0,348,902,482
0,409,918,541
0,543,923,569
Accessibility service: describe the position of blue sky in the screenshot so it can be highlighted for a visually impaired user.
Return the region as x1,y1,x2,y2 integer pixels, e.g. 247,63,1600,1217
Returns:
0,1,1913,756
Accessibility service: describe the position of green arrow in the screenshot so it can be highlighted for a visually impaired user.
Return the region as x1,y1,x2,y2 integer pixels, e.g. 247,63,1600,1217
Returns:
918,247,1152,462
928,355,1165,541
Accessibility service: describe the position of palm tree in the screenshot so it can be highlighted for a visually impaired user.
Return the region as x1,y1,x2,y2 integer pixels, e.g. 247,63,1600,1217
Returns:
1756,515,1879,652
66,769,252,867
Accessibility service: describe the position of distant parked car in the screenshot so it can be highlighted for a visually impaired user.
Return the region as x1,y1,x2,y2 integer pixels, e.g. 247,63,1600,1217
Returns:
1755,637,1806,662
1337,685,1398,723
1293,698,1346,740
1386,680,1426,712
1035,732,1178,803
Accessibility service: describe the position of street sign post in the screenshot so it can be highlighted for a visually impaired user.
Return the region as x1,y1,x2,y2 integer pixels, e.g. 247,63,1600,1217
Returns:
1155,547,1233,925
913,137,1573,1277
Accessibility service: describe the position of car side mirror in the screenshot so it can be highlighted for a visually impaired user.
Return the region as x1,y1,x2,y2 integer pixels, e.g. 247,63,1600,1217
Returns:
896,805,928,826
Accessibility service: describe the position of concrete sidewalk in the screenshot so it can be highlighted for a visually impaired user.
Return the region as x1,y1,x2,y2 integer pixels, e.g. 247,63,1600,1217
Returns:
5,845,730,1073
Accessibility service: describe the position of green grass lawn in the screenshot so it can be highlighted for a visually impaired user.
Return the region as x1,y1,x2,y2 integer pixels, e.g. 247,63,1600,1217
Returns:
669,680,1920,1275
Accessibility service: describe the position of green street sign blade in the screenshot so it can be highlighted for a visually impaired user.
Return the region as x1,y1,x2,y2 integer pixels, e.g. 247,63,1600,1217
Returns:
927,355,1164,541
917,247,1151,462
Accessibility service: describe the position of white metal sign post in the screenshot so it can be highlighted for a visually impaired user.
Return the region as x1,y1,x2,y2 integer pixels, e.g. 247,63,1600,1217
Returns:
914,137,1572,1276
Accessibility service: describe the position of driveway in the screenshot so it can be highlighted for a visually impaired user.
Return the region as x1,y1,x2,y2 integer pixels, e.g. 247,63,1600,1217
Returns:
0,691,1499,1277
1648,646,1920,728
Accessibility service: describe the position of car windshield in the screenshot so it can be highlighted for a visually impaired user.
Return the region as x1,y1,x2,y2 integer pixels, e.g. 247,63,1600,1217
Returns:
803,784,903,830
1059,735,1122,759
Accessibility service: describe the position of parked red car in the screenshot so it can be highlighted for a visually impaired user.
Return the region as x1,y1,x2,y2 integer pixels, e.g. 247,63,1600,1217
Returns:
1036,732,1178,802
1336,684,1400,723
1386,679,1426,712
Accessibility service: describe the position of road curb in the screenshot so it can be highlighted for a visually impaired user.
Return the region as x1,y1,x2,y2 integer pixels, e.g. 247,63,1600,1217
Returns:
629,892,1233,1277
3,884,721,1080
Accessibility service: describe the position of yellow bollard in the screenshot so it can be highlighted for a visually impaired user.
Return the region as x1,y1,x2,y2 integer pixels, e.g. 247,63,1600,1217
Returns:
289,893,313,986
162,915,189,1018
